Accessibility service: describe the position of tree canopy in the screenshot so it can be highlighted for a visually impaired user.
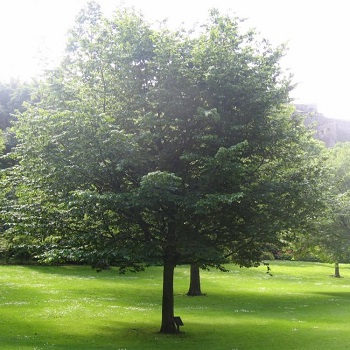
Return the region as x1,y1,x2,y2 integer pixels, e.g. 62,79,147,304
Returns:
1,2,327,333
312,143,350,276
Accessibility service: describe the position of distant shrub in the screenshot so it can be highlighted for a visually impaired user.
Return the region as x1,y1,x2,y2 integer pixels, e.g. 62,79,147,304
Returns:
294,253,322,262
274,249,293,261
260,251,275,260
4,244,40,265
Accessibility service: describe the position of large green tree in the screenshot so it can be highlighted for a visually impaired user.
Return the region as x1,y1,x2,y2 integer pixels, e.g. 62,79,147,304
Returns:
3,2,326,333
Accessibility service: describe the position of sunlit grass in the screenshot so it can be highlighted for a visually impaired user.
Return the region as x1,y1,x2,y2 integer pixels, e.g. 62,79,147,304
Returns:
1,261,350,349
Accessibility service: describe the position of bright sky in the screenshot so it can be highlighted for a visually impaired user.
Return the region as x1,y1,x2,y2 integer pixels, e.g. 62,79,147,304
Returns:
1,0,349,120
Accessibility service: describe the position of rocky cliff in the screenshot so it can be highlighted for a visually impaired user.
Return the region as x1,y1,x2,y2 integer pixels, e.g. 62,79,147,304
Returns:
295,104,350,147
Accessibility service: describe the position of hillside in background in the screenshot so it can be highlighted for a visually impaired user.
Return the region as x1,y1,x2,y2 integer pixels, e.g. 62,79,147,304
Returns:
296,104,350,147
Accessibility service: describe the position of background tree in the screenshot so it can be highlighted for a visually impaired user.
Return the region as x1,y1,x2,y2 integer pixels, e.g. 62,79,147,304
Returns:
0,79,32,168
314,143,350,277
0,80,33,260
2,2,327,333
0,79,32,131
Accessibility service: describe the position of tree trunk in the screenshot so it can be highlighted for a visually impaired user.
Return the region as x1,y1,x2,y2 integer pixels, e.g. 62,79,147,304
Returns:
159,222,178,334
334,261,341,278
187,262,203,296
159,257,177,333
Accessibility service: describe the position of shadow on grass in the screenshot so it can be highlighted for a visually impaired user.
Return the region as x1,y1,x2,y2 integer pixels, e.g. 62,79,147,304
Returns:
24,264,109,277
23,264,162,281
311,291,350,300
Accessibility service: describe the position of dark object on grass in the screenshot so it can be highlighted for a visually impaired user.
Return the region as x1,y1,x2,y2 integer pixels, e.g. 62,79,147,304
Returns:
174,316,184,333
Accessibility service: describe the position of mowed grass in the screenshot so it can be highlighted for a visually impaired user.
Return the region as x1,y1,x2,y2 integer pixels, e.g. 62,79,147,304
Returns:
1,261,350,350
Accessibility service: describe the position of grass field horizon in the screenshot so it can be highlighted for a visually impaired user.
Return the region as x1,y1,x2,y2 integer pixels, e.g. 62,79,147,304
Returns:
1,260,350,349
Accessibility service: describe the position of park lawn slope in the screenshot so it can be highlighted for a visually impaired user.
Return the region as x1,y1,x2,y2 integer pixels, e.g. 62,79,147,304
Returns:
0,261,350,349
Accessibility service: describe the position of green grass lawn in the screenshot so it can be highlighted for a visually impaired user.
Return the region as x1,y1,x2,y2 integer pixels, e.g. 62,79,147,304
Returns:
1,261,350,349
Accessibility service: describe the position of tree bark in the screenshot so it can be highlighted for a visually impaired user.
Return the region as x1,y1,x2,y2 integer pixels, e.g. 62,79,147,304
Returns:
159,257,177,333
187,262,204,296
334,261,341,278
159,222,178,334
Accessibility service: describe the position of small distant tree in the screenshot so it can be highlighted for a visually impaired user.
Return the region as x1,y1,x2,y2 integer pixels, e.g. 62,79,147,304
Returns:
2,2,326,333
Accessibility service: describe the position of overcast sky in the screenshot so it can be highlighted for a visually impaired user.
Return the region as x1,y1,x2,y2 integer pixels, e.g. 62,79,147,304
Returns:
1,0,349,120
